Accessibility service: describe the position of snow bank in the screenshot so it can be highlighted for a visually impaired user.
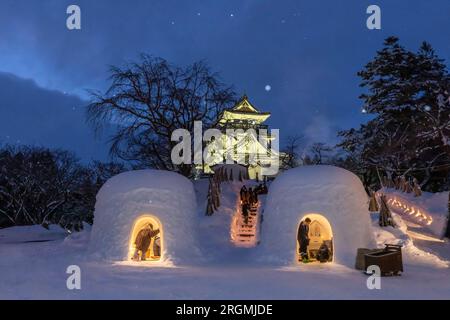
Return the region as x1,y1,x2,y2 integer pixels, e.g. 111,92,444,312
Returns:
0,224,67,243
88,170,200,265
63,223,92,249
256,165,376,268
370,213,448,268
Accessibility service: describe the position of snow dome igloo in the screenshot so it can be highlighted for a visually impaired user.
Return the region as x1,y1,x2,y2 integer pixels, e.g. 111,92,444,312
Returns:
88,170,199,265
257,165,375,268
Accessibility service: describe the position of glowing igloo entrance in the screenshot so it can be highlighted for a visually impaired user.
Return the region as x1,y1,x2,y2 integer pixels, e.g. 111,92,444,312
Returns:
297,214,333,263
129,215,163,262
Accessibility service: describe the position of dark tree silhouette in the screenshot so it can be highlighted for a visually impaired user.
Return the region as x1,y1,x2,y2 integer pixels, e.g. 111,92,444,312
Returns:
87,55,235,177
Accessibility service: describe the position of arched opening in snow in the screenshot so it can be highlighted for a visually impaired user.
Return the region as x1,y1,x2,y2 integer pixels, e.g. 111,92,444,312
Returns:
296,213,334,263
128,215,163,262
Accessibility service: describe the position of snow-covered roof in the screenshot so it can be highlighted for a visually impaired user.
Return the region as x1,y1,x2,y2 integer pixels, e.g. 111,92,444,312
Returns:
256,165,376,267
88,170,200,264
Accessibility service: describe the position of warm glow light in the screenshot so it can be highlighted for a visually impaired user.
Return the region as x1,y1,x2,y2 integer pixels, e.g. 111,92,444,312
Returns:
231,197,260,247
383,194,433,228
128,215,163,261
296,213,334,263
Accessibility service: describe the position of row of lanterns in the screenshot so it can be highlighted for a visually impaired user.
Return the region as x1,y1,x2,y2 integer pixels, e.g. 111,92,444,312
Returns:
386,196,433,226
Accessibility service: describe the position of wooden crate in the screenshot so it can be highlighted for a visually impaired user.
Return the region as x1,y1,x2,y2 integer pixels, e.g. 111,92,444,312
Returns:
355,248,382,270
364,244,403,276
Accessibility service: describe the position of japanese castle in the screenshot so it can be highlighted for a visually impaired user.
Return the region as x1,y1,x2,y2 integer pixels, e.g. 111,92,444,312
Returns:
202,95,281,179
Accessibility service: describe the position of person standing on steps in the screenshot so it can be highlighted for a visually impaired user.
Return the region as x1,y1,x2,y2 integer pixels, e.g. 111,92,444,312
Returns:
240,185,248,203
248,187,254,205
297,218,311,262
253,188,258,204
242,202,250,225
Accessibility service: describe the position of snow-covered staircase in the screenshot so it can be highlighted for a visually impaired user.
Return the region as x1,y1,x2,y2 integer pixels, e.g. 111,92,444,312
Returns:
231,199,261,247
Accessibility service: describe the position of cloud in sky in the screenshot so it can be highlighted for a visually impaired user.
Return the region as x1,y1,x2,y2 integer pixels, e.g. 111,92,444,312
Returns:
0,72,109,161
0,0,449,159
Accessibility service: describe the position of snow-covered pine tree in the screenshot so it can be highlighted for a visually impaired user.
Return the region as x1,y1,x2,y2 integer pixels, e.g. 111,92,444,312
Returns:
338,37,450,192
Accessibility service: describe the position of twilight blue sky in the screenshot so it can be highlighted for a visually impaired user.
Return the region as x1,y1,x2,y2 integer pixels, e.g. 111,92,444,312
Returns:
0,0,449,161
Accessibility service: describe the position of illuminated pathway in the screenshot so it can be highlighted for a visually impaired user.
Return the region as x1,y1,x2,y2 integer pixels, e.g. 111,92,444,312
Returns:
378,192,434,227
231,196,261,247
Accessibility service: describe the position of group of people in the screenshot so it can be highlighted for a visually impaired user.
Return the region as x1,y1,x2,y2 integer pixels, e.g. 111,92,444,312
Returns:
253,182,268,195
132,223,161,261
240,186,257,225
239,184,266,224
297,217,331,263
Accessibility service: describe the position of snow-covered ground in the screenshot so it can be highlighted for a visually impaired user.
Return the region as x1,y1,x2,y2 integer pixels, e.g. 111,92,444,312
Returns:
1,178,449,299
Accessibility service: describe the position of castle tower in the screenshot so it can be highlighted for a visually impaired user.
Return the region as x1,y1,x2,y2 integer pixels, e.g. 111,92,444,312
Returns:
203,95,280,179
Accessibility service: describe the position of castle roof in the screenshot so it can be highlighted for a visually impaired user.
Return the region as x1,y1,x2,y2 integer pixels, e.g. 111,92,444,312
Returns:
217,95,271,126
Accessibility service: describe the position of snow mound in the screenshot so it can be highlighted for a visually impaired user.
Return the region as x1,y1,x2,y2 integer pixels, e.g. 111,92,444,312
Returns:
256,165,376,268
88,170,200,265
63,223,92,249
371,213,448,268
0,224,67,243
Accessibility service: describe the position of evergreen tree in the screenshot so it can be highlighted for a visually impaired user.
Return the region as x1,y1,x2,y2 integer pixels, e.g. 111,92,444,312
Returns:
339,37,450,192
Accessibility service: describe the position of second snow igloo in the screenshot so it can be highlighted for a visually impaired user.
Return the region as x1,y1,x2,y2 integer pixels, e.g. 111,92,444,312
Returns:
257,165,375,268
88,170,199,265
